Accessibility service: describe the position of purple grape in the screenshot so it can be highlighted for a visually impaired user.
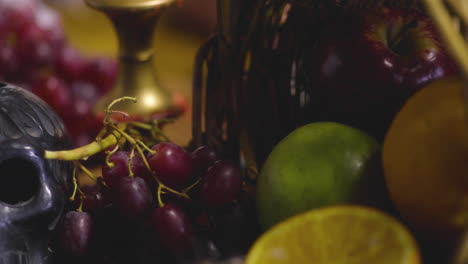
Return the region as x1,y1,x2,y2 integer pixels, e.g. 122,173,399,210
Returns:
2,0,37,32
83,57,118,95
112,176,152,219
35,3,65,48
70,81,98,103
55,47,87,81
130,154,154,186
102,151,130,188
32,75,71,114
200,160,243,208
59,211,93,256
210,196,260,255
191,146,218,178
151,203,194,253
80,184,109,212
16,24,54,68
0,45,19,77
147,142,193,188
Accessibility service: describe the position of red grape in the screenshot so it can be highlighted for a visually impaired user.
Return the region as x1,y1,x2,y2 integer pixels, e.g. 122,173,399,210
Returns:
55,47,87,81
32,75,72,113
147,142,193,188
64,98,100,140
83,56,118,95
102,151,130,188
210,197,260,255
34,3,65,47
16,24,54,68
103,152,153,187
2,0,37,32
59,210,94,257
200,160,243,208
191,145,218,178
80,184,109,213
130,154,154,186
73,99,93,118
151,203,194,253
70,132,94,148
0,45,19,77
70,81,98,103
112,176,152,219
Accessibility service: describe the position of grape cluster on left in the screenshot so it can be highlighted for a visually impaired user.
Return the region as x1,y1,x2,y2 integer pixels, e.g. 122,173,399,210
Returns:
0,1,261,263
47,112,260,264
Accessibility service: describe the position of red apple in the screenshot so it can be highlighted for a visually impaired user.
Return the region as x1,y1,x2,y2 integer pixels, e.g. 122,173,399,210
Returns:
306,7,458,141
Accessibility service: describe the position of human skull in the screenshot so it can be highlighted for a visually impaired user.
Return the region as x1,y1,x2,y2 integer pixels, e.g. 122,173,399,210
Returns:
0,83,72,264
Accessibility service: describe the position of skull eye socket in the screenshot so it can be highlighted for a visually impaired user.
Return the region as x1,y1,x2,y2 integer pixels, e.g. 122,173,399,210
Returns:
0,158,40,204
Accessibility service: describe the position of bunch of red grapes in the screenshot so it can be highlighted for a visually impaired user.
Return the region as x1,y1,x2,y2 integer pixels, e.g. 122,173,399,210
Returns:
0,0,118,146
53,142,260,264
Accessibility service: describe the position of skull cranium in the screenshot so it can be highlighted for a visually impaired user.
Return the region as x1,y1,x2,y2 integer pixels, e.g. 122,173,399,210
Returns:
0,83,72,264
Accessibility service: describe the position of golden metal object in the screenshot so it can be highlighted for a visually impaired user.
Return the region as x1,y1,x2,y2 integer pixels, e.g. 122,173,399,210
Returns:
85,0,176,117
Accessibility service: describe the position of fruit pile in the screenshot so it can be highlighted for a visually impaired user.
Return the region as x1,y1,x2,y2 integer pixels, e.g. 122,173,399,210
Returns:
248,77,468,264
244,6,467,264
306,7,457,141
0,0,118,146
49,105,259,264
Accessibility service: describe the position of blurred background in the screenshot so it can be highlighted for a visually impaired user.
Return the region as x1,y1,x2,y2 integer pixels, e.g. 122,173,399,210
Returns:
45,0,217,146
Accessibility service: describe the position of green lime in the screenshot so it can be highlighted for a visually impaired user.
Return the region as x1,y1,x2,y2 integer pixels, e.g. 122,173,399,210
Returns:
256,122,386,230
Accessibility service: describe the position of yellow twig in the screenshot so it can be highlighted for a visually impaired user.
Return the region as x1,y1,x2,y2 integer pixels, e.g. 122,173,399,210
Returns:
446,0,468,27
423,0,468,76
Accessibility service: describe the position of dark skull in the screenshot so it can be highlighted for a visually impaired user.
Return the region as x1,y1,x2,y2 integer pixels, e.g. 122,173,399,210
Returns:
0,83,72,263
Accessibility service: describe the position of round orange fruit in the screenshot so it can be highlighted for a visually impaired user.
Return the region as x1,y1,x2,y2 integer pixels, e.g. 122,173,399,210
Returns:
245,205,421,264
383,76,468,242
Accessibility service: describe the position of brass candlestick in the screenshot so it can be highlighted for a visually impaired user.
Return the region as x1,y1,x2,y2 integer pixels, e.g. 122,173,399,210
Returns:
85,0,176,117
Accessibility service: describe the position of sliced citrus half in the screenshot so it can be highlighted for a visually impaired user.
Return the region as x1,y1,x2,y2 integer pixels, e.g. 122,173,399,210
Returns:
246,206,420,264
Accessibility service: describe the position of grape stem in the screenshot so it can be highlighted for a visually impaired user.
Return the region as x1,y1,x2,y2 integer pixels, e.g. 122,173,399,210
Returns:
128,147,136,178
70,167,79,201
76,200,84,213
182,178,201,193
74,161,99,183
160,184,190,199
157,184,164,207
136,139,156,154
71,167,86,212
103,96,137,124
45,133,121,160
105,142,120,168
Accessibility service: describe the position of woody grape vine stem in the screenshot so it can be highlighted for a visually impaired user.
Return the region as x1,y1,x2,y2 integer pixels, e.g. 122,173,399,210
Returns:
45,97,191,202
